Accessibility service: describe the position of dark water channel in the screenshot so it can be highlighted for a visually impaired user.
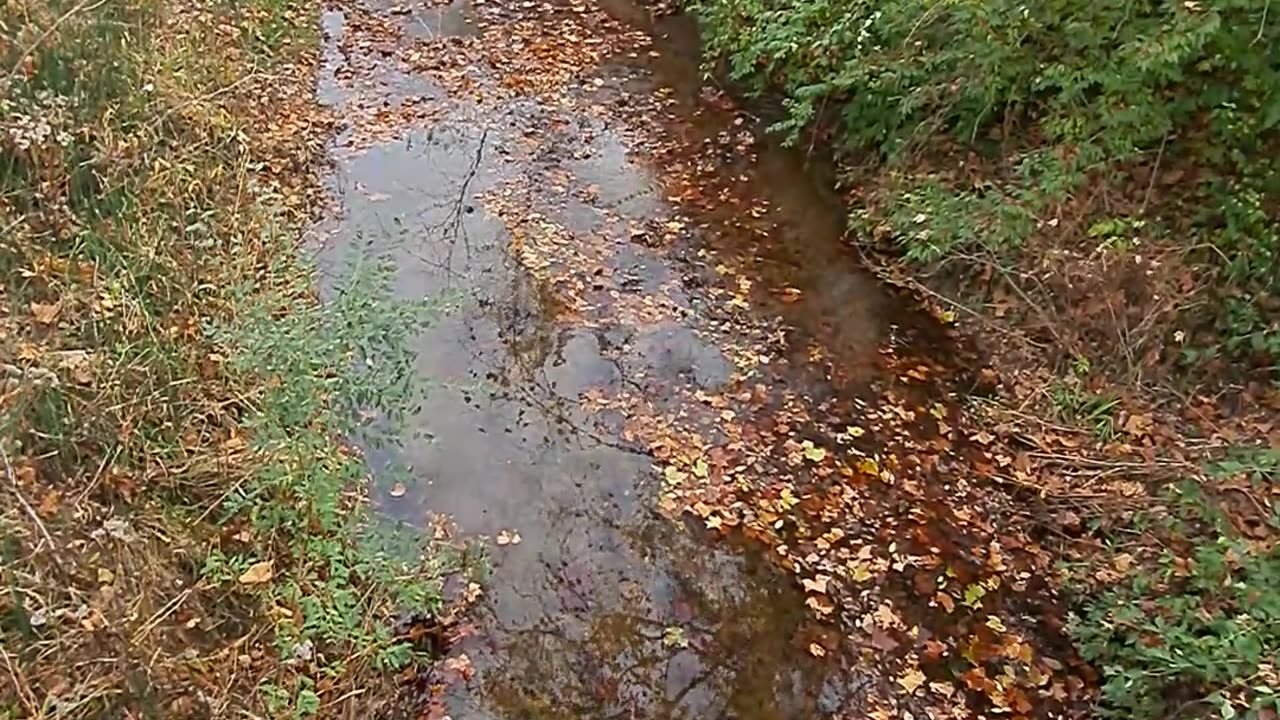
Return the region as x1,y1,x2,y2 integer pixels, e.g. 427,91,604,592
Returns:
313,1,926,717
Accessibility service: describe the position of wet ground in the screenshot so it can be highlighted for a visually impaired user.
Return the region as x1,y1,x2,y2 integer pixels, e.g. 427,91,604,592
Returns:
313,1,1088,718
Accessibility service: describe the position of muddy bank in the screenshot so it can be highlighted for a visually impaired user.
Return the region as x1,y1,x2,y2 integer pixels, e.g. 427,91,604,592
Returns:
314,0,1088,717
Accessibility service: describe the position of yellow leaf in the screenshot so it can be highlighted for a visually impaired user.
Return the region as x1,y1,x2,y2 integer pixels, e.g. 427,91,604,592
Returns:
238,560,274,585
848,560,873,583
985,616,1008,633
898,668,926,693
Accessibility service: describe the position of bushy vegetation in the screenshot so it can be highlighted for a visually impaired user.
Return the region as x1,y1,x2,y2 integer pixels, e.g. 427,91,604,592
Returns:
1,0,456,716
691,0,1280,368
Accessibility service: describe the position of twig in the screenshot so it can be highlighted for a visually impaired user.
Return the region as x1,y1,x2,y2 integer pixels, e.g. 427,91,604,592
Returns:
1139,132,1167,217
0,646,38,716
1256,0,1271,44
2,440,54,551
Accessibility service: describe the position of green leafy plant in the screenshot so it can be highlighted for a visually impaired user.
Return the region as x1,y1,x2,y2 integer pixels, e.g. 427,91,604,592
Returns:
206,249,457,712
1069,480,1280,719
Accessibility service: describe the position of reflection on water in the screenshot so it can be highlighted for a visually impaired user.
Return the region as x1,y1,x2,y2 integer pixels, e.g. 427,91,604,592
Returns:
313,2,892,719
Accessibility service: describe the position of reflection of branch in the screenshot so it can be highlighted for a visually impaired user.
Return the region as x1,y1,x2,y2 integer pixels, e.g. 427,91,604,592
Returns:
441,125,489,274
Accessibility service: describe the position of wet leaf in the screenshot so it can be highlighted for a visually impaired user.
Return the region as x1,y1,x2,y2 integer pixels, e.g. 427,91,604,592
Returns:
389,481,407,497
442,653,475,681
802,574,830,594
808,642,826,657
870,628,899,652
963,583,987,609
496,530,522,546
801,442,826,463
692,457,709,478
848,560,873,583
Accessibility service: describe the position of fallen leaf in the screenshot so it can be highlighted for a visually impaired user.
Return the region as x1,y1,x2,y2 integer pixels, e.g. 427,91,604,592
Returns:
389,482,407,497
238,560,274,585
662,626,688,648
442,653,475,681
802,574,830,595
496,530,522,546
870,629,899,652
30,302,60,325
898,668,926,693
808,642,826,657
1122,413,1153,437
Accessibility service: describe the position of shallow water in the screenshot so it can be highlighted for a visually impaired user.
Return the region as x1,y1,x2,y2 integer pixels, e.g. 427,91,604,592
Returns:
312,0,999,718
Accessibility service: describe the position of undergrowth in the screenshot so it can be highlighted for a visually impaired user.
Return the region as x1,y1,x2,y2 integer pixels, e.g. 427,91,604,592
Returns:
1068,461,1280,719
1,0,457,717
689,0,1280,375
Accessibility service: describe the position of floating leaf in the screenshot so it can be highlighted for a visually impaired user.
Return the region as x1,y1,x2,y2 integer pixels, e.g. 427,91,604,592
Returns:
692,457,709,478
662,626,688,648
802,574,830,594
963,583,987,609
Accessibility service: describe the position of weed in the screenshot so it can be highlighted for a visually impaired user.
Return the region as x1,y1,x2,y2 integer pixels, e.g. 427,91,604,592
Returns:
1048,360,1120,442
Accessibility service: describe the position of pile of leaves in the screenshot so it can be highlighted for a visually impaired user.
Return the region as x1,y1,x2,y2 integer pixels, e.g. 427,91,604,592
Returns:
0,0,464,716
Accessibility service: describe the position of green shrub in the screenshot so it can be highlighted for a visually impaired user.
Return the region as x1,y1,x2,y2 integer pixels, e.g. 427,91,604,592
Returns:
692,0,1280,161
689,0,1280,365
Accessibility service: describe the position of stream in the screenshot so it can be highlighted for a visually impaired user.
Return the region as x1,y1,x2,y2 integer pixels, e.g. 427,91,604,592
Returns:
313,1,1083,718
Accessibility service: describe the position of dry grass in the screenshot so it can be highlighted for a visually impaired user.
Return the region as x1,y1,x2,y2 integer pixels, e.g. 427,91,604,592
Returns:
0,1,462,717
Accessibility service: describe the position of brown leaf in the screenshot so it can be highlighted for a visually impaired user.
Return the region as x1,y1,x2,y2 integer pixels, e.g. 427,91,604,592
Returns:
30,301,60,325
897,668,926,693
1122,412,1153,437
237,560,274,585
37,490,60,518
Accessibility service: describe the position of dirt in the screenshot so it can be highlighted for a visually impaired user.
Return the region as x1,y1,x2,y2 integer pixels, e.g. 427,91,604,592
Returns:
312,1,1088,718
